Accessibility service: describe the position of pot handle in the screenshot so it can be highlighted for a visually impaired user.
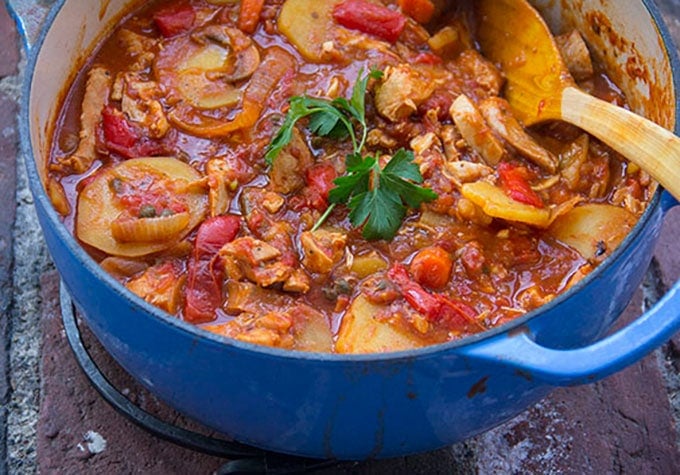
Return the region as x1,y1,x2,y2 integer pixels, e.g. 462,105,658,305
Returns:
5,0,57,51
462,193,680,386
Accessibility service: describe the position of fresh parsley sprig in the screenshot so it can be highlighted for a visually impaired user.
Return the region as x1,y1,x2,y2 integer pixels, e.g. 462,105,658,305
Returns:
265,68,438,241
265,69,382,165
331,149,438,240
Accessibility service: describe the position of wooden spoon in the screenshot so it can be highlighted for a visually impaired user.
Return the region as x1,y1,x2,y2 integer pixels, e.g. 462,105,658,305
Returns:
475,0,680,200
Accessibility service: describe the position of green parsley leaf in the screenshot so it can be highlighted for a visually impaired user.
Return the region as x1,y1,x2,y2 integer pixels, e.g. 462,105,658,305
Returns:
340,149,437,240
380,149,438,209
349,187,406,241
265,96,355,165
266,68,437,241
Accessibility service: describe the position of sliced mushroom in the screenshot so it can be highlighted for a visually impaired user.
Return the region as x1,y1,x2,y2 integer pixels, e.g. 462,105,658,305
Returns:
155,25,261,110
191,26,261,82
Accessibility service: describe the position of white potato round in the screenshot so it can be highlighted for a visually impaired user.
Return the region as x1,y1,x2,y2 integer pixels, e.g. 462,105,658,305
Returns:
547,203,637,262
77,157,208,257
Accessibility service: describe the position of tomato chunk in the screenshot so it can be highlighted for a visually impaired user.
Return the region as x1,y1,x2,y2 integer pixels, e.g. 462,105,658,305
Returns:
101,106,137,149
333,0,407,44
99,106,172,159
184,215,241,323
388,264,481,332
153,2,196,37
304,163,337,210
497,162,544,208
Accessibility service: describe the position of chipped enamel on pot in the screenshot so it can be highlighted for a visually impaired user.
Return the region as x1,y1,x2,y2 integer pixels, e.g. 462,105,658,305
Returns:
12,0,680,460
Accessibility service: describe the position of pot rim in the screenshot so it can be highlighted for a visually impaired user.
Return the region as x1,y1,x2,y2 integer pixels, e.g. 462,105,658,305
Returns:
18,0,680,364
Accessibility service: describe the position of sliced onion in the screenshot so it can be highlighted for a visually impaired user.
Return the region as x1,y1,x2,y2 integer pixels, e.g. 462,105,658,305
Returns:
111,212,190,243
168,47,296,137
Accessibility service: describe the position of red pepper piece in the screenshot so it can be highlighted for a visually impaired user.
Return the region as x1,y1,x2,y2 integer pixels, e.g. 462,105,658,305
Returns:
333,0,407,44
497,162,544,208
414,52,443,65
153,2,196,38
184,215,241,323
305,163,337,210
388,264,481,332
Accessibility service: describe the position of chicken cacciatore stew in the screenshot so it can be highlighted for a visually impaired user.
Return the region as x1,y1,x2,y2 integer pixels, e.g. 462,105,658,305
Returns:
48,0,653,353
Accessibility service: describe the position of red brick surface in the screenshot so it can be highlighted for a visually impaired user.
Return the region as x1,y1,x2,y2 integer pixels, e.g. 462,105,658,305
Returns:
0,0,19,78
37,272,227,474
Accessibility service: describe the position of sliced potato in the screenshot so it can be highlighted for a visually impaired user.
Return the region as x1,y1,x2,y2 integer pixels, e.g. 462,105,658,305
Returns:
547,203,637,262
180,43,229,71
350,251,388,278
77,157,208,257
461,181,551,228
292,305,333,352
336,294,427,354
155,26,260,109
278,0,339,62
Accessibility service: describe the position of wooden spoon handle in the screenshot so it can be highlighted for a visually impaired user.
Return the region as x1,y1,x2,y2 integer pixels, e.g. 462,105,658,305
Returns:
560,86,680,200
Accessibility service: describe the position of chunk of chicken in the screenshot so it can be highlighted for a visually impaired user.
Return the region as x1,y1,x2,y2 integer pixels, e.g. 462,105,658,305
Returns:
269,127,313,194
117,29,156,71
205,159,234,217
283,268,311,293
442,160,493,187
375,64,436,122
204,303,332,352
56,67,112,173
440,125,461,161
454,49,504,99
224,280,293,314
367,128,398,150
479,97,558,173
125,261,185,313
207,311,296,348
555,30,594,81
450,94,505,165
409,132,446,176
559,134,590,190
300,229,347,274
120,75,169,139
220,236,294,287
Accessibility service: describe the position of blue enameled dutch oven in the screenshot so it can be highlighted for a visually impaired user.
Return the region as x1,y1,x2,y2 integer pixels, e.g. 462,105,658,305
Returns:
10,0,680,460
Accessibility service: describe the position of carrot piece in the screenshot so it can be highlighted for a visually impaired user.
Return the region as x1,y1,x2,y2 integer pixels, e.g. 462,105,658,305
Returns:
398,0,435,24
409,246,453,290
238,0,266,34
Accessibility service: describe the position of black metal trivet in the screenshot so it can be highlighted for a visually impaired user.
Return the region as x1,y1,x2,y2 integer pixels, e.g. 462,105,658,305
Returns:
59,282,346,474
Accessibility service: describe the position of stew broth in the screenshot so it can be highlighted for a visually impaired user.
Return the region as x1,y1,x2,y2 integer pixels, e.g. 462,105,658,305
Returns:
47,0,652,353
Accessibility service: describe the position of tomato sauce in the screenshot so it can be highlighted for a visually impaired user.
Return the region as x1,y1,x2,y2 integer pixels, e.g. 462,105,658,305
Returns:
47,0,652,353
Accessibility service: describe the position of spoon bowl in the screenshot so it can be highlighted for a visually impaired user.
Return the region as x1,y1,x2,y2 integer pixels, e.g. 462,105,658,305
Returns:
476,0,680,200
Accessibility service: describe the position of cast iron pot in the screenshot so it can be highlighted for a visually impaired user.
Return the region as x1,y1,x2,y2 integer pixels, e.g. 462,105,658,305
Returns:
11,0,680,460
